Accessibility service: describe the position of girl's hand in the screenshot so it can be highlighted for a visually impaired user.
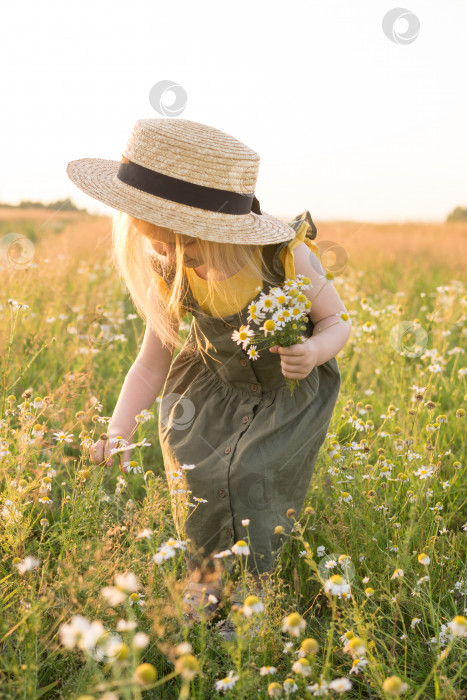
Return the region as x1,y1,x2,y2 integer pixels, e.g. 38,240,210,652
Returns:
269,338,319,380
90,434,133,469
90,436,115,467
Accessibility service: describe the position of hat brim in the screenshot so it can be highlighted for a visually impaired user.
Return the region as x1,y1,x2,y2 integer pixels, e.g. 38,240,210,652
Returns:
66,158,296,245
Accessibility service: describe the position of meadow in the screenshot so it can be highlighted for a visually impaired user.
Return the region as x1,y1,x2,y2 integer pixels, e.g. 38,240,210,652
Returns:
0,207,466,699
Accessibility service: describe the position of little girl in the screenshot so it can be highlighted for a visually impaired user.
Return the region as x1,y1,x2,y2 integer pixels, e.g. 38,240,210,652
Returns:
67,117,351,633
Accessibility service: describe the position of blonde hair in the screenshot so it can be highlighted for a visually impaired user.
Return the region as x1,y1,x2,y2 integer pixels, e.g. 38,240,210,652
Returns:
111,210,280,350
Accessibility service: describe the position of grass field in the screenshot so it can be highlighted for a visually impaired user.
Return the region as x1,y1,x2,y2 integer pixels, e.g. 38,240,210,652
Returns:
0,208,466,699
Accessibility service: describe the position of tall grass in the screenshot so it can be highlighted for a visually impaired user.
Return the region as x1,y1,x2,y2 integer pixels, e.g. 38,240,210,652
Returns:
0,210,466,699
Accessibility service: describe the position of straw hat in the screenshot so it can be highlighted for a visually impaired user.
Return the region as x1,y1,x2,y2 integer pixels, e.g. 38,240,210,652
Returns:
66,118,297,245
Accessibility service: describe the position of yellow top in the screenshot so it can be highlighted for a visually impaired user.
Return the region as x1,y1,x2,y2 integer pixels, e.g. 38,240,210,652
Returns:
156,220,318,320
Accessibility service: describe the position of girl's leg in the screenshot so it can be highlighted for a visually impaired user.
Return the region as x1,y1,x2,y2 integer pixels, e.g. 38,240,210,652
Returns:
251,569,273,587
185,555,223,590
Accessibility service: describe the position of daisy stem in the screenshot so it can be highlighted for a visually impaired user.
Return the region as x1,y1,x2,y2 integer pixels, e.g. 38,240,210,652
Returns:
321,594,337,679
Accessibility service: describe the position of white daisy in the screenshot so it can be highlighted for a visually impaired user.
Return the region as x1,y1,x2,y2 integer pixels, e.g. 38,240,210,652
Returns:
215,670,240,692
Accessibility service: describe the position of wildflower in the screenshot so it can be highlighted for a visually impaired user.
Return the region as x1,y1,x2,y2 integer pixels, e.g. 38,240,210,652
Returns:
268,682,283,697
324,574,351,598
38,495,53,505
413,466,434,479
135,408,154,423
417,552,430,566
382,675,410,696
328,677,352,692
123,460,143,474
59,615,105,651
32,423,45,438
306,679,330,695
14,555,41,574
260,666,277,676
283,678,298,694
162,538,187,550
391,568,404,580
134,663,157,686
410,618,421,629
447,615,467,637
349,658,368,675
339,491,353,504
101,587,126,606
215,670,240,692
8,299,29,311
292,657,312,676
115,572,140,592
232,325,254,347
298,638,319,656
336,311,352,325
282,612,306,637
275,525,285,535
243,594,265,617
116,619,138,631
129,592,145,607
231,540,250,556
365,587,375,597
175,654,199,681
137,528,153,539
242,518,250,526
257,293,276,312
152,546,176,564
101,636,129,663
340,630,354,644
260,318,279,336
175,641,193,655
269,288,291,305
344,636,366,658
247,345,259,360
180,463,196,470
214,549,232,558
52,430,74,444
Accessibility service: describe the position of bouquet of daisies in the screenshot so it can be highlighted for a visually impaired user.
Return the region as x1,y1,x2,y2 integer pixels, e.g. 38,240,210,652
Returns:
231,274,313,396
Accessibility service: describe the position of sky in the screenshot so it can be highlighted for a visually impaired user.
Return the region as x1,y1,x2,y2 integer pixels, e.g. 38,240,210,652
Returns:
1,0,466,223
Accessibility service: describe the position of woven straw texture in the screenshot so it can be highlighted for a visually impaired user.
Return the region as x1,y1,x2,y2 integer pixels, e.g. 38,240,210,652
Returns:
66,118,296,245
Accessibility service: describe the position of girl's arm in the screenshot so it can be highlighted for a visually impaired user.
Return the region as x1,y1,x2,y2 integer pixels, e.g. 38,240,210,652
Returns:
294,241,352,366
107,318,178,445
269,242,352,377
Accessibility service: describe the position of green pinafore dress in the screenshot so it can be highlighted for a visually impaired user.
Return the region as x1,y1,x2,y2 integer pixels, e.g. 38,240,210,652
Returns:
157,214,342,576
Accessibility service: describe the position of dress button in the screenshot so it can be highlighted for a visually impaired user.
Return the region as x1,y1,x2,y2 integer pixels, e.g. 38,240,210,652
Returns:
239,358,248,366
250,383,258,392
242,416,249,424
224,446,231,454
226,528,233,537
217,488,226,497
